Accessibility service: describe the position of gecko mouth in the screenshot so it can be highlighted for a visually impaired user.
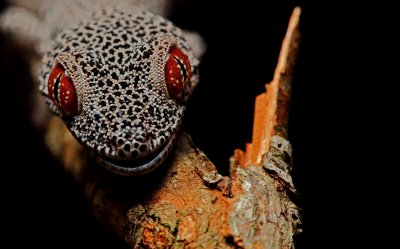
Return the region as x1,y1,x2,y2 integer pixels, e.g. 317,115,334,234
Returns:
95,137,174,176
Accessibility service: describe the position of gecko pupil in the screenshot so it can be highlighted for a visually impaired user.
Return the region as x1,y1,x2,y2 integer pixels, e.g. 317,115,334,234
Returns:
164,45,191,100
173,56,187,82
53,73,62,103
48,63,79,116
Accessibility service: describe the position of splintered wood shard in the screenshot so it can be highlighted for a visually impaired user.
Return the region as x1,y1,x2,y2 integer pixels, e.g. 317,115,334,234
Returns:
236,7,301,167
44,7,302,249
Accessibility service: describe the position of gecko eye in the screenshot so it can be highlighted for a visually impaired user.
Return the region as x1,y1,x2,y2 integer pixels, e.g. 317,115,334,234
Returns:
48,63,79,116
164,45,191,100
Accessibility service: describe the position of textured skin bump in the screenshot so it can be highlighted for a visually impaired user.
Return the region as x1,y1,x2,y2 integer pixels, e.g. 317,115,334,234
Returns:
38,8,201,175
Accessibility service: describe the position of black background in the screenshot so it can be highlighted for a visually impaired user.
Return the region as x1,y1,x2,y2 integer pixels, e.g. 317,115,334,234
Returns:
0,0,394,248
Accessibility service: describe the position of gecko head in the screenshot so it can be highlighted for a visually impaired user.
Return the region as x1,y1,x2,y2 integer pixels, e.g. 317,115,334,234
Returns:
40,10,201,175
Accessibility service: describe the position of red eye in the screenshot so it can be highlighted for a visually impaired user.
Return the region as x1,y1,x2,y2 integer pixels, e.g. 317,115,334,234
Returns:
164,46,191,100
48,63,78,116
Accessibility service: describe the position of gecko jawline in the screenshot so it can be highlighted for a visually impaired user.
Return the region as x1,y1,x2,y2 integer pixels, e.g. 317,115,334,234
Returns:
94,135,175,176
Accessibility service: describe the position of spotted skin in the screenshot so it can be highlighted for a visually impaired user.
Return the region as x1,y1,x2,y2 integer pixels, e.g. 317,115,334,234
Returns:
38,8,201,175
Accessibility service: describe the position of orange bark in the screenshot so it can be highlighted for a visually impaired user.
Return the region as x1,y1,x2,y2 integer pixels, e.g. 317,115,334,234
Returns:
236,7,301,167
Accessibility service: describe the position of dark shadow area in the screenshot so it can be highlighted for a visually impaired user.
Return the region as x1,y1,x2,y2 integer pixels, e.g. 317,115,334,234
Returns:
172,1,301,173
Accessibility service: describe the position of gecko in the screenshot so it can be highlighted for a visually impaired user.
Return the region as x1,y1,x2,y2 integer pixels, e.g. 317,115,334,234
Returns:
0,0,205,175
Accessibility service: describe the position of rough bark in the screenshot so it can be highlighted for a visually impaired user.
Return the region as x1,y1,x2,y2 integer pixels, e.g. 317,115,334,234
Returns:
44,7,302,248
